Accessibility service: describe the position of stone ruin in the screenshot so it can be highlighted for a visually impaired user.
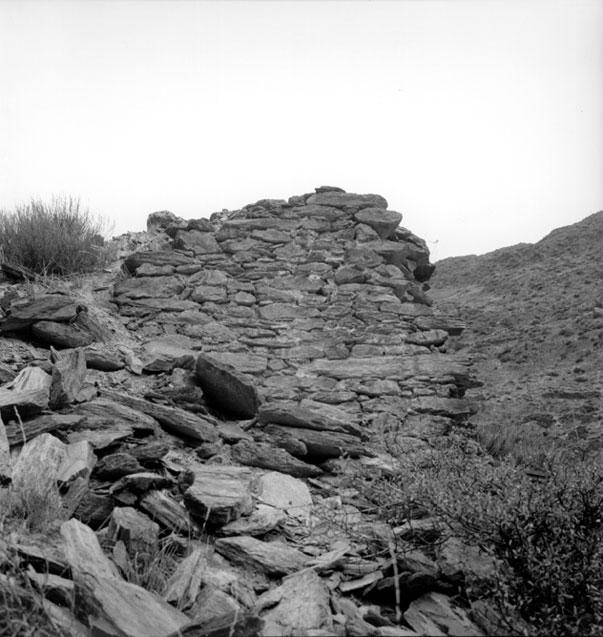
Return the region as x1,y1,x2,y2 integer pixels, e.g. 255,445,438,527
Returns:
0,187,493,636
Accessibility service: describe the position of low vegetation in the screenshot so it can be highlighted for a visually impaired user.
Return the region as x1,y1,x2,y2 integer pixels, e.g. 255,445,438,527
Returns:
361,431,603,636
0,196,111,276
0,480,67,636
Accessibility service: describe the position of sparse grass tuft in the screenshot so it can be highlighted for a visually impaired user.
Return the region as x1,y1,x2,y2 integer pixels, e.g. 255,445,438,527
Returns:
0,196,112,276
0,480,65,534
0,557,65,637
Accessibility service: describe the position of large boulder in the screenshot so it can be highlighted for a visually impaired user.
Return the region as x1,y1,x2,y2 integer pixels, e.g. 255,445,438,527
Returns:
195,354,259,418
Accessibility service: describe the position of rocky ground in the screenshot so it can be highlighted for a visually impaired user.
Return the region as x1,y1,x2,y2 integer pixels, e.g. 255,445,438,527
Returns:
0,187,501,636
431,210,603,458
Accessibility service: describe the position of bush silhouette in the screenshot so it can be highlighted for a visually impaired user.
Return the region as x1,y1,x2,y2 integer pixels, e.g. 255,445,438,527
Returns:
0,196,110,276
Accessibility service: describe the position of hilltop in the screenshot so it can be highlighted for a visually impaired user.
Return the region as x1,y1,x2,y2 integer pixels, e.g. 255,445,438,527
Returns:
431,210,603,455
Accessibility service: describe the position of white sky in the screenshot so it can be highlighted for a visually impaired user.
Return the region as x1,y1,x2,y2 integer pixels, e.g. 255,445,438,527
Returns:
0,0,601,260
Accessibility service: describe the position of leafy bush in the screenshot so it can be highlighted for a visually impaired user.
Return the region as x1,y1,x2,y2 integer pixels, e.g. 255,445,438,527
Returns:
360,434,603,636
0,196,111,276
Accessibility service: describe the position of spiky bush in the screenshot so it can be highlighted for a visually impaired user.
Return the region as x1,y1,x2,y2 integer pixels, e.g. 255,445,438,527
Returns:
360,434,603,636
0,196,110,275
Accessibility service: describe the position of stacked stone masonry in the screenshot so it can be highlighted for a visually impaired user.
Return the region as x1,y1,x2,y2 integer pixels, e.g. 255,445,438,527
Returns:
0,187,489,637
115,187,477,459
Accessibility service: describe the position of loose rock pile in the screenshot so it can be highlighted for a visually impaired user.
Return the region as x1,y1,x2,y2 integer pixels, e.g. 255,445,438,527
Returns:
0,187,489,636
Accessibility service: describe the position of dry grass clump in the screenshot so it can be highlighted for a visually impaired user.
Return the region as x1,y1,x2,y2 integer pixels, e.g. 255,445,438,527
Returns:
359,432,603,636
0,196,111,276
0,558,65,637
0,483,67,637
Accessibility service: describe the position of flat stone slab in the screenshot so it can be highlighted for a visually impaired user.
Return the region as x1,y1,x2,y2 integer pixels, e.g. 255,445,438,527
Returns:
354,208,403,240
113,276,184,299
256,569,334,636
124,251,195,274
404,592,483,637
101,390,218,443
183,465,255,526
142,335,198,372
231,440,323,478
215,536,309,576
256,471,313,524
258,400,360,435
0,294,79,332
220,504,285,537
0,366,52,418
300,354,477,386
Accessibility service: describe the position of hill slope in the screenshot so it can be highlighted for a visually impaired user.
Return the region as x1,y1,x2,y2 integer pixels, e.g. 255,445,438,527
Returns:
431,211,603,454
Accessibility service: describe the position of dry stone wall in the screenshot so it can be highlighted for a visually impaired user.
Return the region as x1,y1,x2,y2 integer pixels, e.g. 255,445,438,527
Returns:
0,187,488,636
114,186,478,465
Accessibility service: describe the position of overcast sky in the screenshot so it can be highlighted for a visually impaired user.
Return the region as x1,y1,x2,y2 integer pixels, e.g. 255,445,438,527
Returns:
0,0,601,260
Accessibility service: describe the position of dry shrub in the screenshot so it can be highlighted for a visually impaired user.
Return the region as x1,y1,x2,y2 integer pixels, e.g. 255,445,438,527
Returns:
359,433,603,636
0,196,111,276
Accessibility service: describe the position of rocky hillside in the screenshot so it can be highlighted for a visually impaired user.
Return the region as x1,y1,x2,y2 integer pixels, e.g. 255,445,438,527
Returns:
0,188,492,637
431,210,603,454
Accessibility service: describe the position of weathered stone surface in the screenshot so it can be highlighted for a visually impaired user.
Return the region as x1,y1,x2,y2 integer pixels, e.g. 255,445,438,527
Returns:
263,424,365,461
300,354,476,386
437,537,497,589
94,452,144,479
411,396,476,419
220,504,285,537
41,600,88,637
306,191,388,211
102,389,218,443
256,471,312,524
196,353,259,418
190,586,243,626
167,612,263,637
404,592,483,636
231,440,323,478
406,329,448,347
61,518,120,579
110,472,174,497
114,276,184,299
183,465,255,526
173,229,222,254
108,507,160,557
204,352,268,375
147,210,186,232
124,250,196,274
363,240,429,271
163,545,206,608
0,413,11,484
0,366,52,417
30,319,96,348
258,400,360,435
115,297,200,312
354,208,403,240
84,347,125,371
215,536,308,576
11,432,66,493
415,314,465,335
128,440,170,465
80,572,191,636
256,570,333,636
49,346,87,408
56,440,96,486
142,335,197,372
139,490,192,535
0,294,79,332
191,284,228,303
